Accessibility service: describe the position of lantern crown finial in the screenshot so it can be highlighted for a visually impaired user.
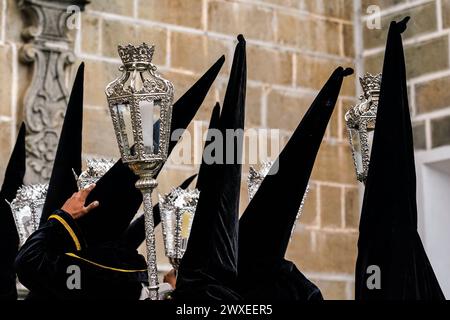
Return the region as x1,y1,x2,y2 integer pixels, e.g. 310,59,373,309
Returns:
345,73,381,128
118,43,155,68
359,73,382,97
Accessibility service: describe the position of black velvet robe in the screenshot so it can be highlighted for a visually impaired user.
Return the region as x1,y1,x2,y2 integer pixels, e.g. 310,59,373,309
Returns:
15,210,147,300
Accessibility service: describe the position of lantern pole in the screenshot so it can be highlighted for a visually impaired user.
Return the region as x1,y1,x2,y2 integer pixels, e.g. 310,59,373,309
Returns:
136,174,159,300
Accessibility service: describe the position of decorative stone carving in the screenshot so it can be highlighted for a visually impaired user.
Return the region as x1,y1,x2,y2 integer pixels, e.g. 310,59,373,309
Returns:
18,0,89,183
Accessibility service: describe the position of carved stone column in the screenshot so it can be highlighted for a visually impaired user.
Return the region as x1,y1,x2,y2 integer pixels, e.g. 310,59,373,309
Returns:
19,0,89,183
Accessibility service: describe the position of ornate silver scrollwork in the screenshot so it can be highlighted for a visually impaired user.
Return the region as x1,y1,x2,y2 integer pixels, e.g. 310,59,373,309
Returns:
73,158,116,190
18,0,88,184
345,73,381,183
159,187,200,270
8,183,48,246
106,43,174,300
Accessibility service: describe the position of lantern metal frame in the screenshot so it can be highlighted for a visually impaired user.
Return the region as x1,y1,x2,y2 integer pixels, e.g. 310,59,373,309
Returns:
105,43,174,300
8,184,48,246
159,187,199,270
73,158,116,190
344,73,381,183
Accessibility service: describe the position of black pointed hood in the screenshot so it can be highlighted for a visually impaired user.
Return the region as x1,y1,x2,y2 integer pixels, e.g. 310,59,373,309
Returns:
78,56,225,246
355,17,444,300
40,63,84,224
175,35,246,300
239,66,352,264
0,123,26,300
238,66,353,300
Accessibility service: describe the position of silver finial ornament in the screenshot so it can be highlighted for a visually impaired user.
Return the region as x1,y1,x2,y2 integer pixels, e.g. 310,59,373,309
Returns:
159,187,200,270
344,73,381,183
118,43,155,68
9,184,48,246
74,158,116,190
106,43,174,300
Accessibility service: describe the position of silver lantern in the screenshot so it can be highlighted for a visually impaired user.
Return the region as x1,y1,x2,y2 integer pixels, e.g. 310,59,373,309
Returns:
159,187,199,270
8,184,48,246
247,161,309,238
105,43,174,300
344,73,381,183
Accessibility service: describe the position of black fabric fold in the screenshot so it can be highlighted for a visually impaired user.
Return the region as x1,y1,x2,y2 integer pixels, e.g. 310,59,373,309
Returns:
355,17,444,300
175,35,246,301
0,123,26,300
237,67,353,300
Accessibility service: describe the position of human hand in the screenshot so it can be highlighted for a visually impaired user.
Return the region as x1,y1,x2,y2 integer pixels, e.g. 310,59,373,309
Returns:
61,184,99,219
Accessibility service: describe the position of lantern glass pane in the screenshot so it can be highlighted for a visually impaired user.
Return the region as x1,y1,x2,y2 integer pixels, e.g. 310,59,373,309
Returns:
114,103,135,156
349,128,363,174
17,206,33,244
161,206,176,258
366,120,375,159
367,129,374,159
34,203,44,226
139,99,161,155
179,210,194,256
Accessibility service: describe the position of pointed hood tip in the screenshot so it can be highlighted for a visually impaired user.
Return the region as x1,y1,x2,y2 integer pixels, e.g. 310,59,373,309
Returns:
180,174,198,189
212,55,225,71
0,121,27,193
18,122,26,138
342,67,354,77
397,16,410,33
390,16,409,34
332,66,353,78
74,62,85,79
